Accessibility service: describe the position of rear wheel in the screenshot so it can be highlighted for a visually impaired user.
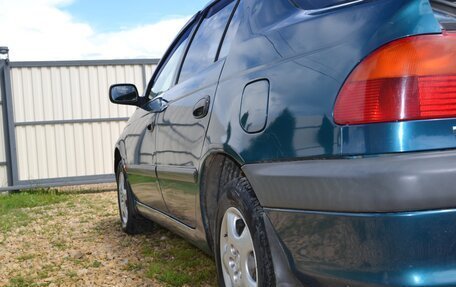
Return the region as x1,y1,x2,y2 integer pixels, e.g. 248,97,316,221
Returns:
215,177,275,287
116,160,143,234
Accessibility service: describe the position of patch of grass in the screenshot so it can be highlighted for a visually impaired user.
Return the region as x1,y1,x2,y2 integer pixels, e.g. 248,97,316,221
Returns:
125,262,143,272
8,276,33,287
144,232,216,287
142,244,157,257
148,264,194,286
1,210,30,234
67,257,85,266
65,270,78,280
0,189,68,211
17,254,35,262
7,275,50,287
91,260,102,268
51,240,67,250
0,189,70,234
56,210,66,216
36,264,58,280
65,202,76,208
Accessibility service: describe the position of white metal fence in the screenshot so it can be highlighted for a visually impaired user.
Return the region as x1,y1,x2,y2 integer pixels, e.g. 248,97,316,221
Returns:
0,59,159,191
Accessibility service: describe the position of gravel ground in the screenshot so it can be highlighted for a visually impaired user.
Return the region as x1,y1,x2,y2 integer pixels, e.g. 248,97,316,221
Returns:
0,190,216,287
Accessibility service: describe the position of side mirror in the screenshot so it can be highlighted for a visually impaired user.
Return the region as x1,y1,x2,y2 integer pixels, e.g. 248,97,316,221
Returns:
109,84,139,106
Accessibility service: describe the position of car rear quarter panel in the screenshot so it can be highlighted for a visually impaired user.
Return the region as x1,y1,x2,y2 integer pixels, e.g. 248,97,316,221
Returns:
203,0,444,165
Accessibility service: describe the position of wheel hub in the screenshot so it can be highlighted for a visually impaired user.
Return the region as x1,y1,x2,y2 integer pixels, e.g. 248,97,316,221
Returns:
220,207,258,287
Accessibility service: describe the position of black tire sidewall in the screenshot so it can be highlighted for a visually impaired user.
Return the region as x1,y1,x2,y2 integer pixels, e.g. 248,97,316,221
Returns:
215,178,275,287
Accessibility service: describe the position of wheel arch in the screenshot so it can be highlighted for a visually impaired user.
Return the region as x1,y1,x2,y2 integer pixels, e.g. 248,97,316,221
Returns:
114,148,122,175
114,140,127,175
199,150,246,253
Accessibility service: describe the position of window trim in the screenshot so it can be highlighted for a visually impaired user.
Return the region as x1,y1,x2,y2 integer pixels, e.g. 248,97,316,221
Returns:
175,0,239,84
215,0,241,61
144,12,201,100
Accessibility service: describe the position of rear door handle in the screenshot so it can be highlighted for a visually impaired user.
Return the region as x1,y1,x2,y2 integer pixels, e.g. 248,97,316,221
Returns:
193,96,210,119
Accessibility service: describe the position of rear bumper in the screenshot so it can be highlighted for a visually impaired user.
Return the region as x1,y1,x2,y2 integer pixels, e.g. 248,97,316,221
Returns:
243,150,456,286
243,149,456,212
265,207,456,287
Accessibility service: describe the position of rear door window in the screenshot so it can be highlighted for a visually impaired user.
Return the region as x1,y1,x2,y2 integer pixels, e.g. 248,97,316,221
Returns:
178,0,236,83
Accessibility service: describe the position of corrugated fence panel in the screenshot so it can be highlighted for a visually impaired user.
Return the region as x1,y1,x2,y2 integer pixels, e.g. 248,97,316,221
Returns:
15,122,126,180
9,61,158,182
11,65,143,123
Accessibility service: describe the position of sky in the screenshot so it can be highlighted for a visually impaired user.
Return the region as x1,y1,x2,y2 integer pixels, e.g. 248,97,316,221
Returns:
0,0,209,61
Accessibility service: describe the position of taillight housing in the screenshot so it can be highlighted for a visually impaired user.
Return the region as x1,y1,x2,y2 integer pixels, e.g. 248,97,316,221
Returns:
334,33,456,125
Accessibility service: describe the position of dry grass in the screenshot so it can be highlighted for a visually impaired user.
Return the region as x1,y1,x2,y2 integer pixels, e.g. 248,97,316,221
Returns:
0,189,216,287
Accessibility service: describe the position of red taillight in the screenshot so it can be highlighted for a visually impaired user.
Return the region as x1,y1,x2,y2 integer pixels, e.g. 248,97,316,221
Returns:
334,33,456,125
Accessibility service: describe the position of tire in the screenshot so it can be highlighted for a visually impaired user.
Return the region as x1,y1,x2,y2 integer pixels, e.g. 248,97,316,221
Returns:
215,177,275,287
116,160,143,234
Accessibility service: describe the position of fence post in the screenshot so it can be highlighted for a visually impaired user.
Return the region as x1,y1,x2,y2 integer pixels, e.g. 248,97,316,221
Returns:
141,64,147,90
0,59,19,188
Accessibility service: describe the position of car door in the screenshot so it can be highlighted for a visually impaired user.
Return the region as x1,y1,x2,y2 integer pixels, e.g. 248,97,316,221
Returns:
155,0,239,227
126,17,198,212
123,108,165,211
